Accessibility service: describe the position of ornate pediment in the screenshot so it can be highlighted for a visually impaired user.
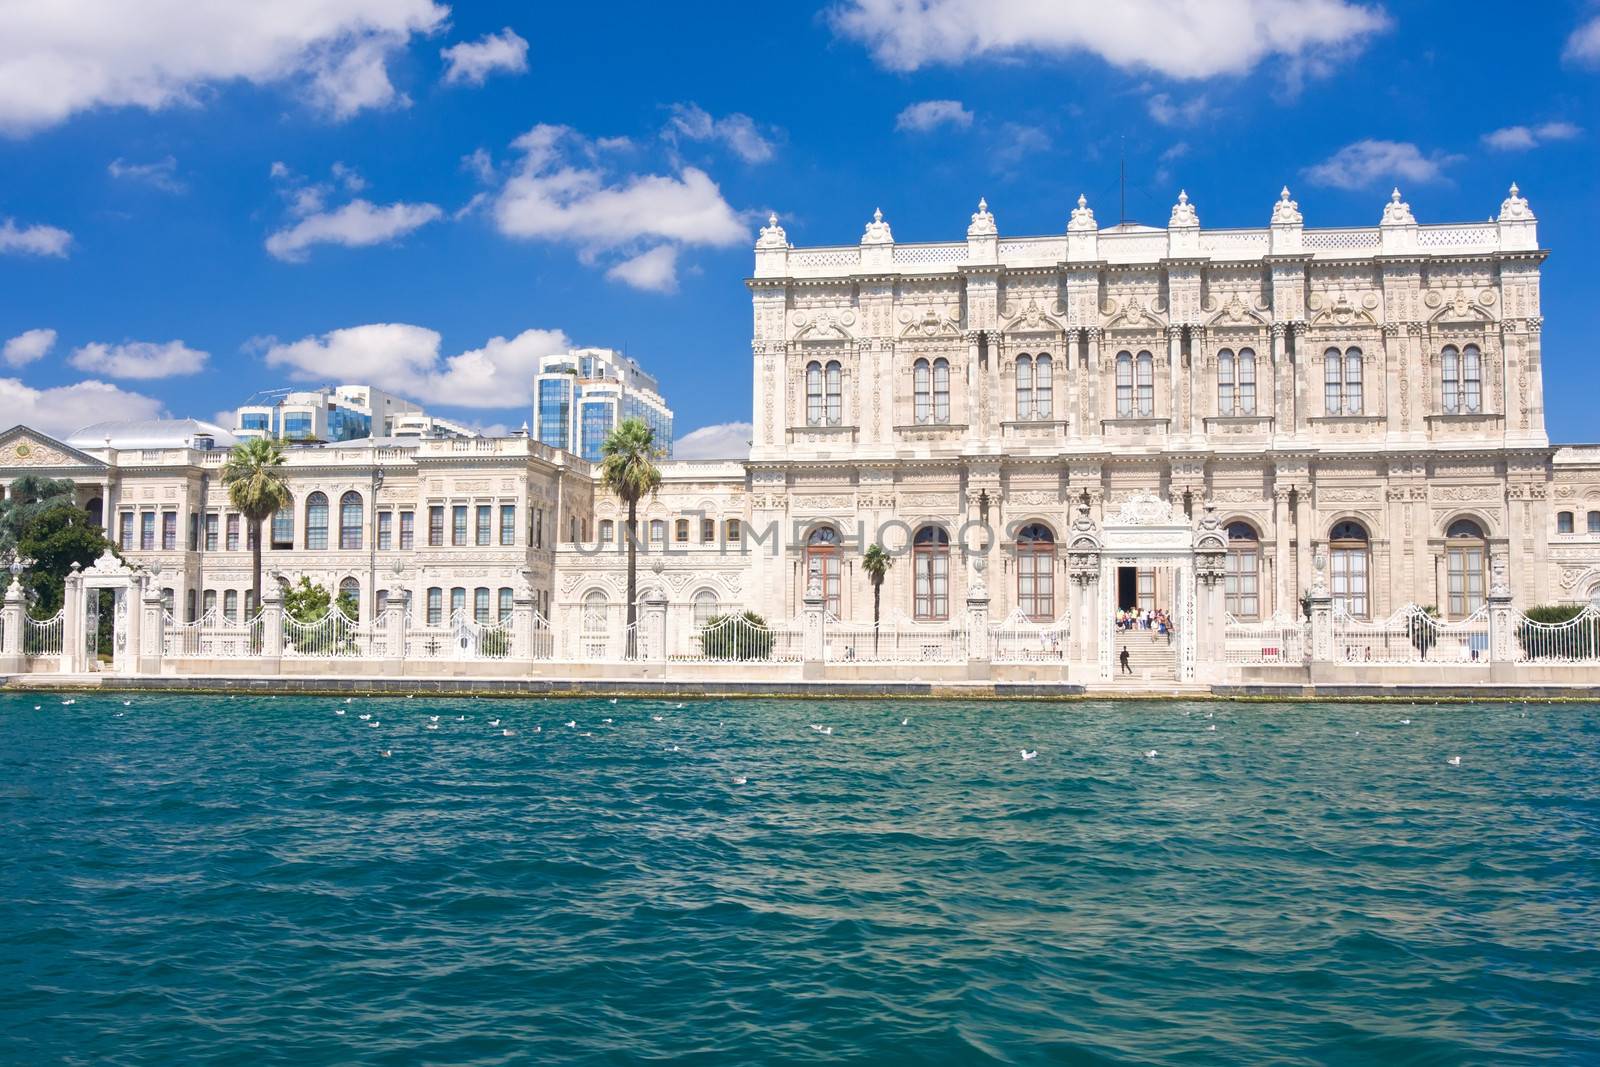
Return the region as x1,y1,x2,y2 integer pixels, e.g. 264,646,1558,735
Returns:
1106,490,1179,526
790,309,857,342
1203,290,1268,328
0,425,108,471
1308,293,1378,328
999,297,1065,334
897,304,961,339
1424,288,1494,324
1101,295,1167,331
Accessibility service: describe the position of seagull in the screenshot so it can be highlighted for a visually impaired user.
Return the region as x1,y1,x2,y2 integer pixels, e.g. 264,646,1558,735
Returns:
733,776,748,785
123,700,131,707
565,720,577,729
901,717,910,726
367,721,381,728
652,715,664,722
820,726,833,735
1205,711,1213,719
335,709,346,716
1207,724,1217,732
580,732,593,738
457,715,465,722
1145,750,1158,759
1020,749,1037,760
809,723,821,732
602,717,612,724
33,705,41,711
532,725,541,733
61,699,76,706
1400,718,1412,725
429,715,439,723
345,698,353,704
502,728,515,736
381,749,391,758
609,698,618,705
670,744,679,753
489,719,501,727
426,722,438,731
1447,755,1462,766
114,712,124,718
358,712,371,721
676,703,686,709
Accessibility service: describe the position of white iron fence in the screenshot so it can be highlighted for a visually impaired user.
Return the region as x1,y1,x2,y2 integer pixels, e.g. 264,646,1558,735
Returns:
991,610,1068,664
24,611,64,657
1224,614,1307,665
162,610,264,658
672,612,805,664
1332,605,1490,665
1511,606,1600,664
822,615,967,664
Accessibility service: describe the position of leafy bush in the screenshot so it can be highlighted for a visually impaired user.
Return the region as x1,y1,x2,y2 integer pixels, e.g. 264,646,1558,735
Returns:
1517,603,1600,659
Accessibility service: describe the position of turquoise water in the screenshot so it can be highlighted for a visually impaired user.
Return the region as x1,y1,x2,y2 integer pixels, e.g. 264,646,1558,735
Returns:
1,695,1597,1065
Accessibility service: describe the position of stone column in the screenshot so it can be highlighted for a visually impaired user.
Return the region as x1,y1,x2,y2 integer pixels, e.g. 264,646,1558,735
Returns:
139,584,165,674
642,593,668,663
258,582,284,675
512,588,536,662
386,597,407,662
1291,323,1309,436
1167,325,1184,429
802,575,825,676
1272,485,1292,618
0,574,23,674
1085,328,1101,440
61,563,84,674
1294,487,1312,608
966,584,991,666
1308,547,1333,669
1271,322,1288,434
118,579,143,676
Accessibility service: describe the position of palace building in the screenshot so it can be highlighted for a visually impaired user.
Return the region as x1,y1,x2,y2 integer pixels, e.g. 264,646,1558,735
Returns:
6,183,1600,683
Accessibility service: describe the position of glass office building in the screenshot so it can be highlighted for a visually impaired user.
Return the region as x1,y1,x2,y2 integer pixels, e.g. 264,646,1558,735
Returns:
532,348,674,461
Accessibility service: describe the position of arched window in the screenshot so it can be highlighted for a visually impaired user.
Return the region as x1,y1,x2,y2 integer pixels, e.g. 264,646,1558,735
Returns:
338,577,360,618
160,587,174,615
805,526,842,616
649,519,666,543
270,501,294,550
693,589,720,628
376,589,388,615
223,589,238,623
498,588,513,624
599,518,614,543
450,587,466,618
1238,348,1256,415
339,491,363,550
1589,511,1600,535
1445,519,1487,618
825,360,842,424
1442,345,1461,414
1344,348,1363,414
1217,349,1235,415
912,526,950,621
675,518,689,543
1329,520,1370,618
427,587,443,626
474,587,490,623
1015,523,1056,621
1225,521,1260,620
1558,511,1575,534
805,361,823,425
1015,355,1033,419
1135,351,1154,416
1116,352,1133,417
932,357,950,422
304,492,328,550
1324,347,1343,414
1035,354,1053,419
913,358,931,423
582,590,608,631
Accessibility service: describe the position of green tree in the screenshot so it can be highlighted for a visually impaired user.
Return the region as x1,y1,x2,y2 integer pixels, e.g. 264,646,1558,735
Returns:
15,502,117,618
598,417,663,656
220,438,291,616
281,577,354,624
861,542,893,655
1407,604,1440,659
0,474,77,595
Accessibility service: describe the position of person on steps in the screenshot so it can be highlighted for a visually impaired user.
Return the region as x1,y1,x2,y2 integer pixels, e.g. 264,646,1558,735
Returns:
1120,647,1132,675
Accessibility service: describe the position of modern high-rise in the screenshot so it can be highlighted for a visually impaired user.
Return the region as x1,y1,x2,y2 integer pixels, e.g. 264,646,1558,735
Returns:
233,385,478,443
533,348,674,461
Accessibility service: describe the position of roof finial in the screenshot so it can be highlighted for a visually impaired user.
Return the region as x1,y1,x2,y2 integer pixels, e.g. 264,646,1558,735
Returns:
1069,192,1096,233
1271,185,1302,226
862,206,893,244
1509,181,1519,198
968,196,997,237
1169,188,1199,228
1381,187,1414,226
1391,187,1402,202
873,207,883,223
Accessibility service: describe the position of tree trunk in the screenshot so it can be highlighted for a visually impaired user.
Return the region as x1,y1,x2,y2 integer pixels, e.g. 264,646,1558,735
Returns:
873,579,881,655
625,496,638,658
250,518,263,620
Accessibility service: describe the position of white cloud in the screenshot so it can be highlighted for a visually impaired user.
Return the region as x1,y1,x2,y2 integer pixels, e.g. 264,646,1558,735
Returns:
1146,92,1210,127
0,217,71,256
1302,139,1461,190
265,199,443,261
0,377,165,436
441,28,529,86
3,328,56,367
462,148,496,183
1566,14,1600,64
258,322,574,409
108,155,185,192
895,99,973,132
991,122,1051,168
0,0,448,135
606,245,679,292
69,339,209,379
829,0,1388,78
1481,121,1582,151
665,103,775,163
672,422,751,460
492,123,745,286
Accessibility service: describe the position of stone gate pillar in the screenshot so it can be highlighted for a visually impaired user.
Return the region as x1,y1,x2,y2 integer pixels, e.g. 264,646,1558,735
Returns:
512,588,536,662
802,574,825,676
61,562,84,674
0,567,23,673
259,582,284,675
966,565,991,668
139,584,165,673
386,595,408,662
642,594,668,663
1308,548,1333,671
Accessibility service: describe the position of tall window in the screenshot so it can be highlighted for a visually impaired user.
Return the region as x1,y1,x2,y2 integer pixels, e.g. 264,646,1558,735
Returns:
377,511,392,550
339,577,360,617
806,361,823,425
225,514,240,551
452,505,468,546
726,519,741,543
1116,353,1133,416
1135,351,1154,417
1329,520,1370,618
498,588,514,624
1325,347,1364,415
141,512,155,550
825,361,842,424
1445,519,1487,619
1558,511,1575,534
1218,349,1258,416
914,358,931,423
303,493,328,549
1442,344,1483,414
203,589,217,618
474,587,490,623
427,587,442,626
475,504,491,547
451,587,466,618
1589,511,1600,534
339,491,363,550
1015,523,1056,621
933,357,950,422
599,519,614,543
271,504,293,549
583,590,608,631
675,518,689,543
1225,521,1260,620
204,513,219,551
693,589,719,628
701,518,716,542
1034,354,1053,419
648,518,665,543
162,512,177,550
428,506,444,547
912,526,950,621
119,513,134,550
500,504,516,546
1016,355,1033,419
805,526,842,616
805,360,843,426
223,589,238,623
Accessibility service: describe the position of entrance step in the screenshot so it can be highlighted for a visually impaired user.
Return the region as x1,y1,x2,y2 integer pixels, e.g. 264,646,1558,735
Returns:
1113,628,1178,682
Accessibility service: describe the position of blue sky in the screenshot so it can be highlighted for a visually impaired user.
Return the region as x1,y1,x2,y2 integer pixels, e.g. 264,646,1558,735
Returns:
1,0,1598,454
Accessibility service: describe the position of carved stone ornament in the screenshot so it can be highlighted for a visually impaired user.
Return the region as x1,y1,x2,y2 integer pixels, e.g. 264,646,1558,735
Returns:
1498,182,1532,222
1068,193,1097,233
1169,189,1199,228
1381,187,1415,226
1490,553,1510,597
1108,490,1178,526
967,197,997,238
1270,186,1302,226
861,207,893,245
1312,546,1328,595
756,212,787,249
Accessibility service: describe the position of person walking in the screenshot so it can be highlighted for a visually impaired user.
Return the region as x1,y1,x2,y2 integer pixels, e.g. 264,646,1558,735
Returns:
1120,647,1132,675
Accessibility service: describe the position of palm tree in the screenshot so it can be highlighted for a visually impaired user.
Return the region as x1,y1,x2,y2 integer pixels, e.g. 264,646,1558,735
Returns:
862,542,892,655
220,437,291,617
599,418,663,656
